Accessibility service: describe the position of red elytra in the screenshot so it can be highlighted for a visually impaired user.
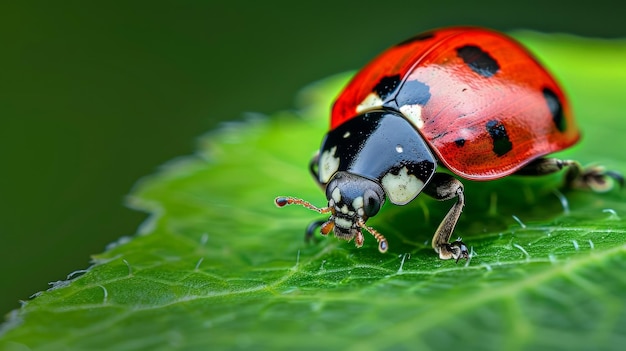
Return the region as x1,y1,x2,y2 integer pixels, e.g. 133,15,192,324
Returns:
331,27,579,180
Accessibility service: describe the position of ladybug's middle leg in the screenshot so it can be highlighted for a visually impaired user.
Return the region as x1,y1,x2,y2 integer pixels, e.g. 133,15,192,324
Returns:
515,157,623,192
423,173,469,262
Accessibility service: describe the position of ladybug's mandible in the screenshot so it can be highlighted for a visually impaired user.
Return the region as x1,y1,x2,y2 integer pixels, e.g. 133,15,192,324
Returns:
276,27,622,261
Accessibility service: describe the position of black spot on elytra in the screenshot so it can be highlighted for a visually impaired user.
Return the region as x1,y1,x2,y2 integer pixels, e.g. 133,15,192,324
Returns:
373,75,401,100
543,87,566,132
457,45,500,78
454,138,466,147
396,79,431,106
395,31,436,47
486,120,512,156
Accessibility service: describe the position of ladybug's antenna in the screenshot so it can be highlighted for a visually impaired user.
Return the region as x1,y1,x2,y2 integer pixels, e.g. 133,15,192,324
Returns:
357,219,389,253
274,196,332,214
276,196,388,253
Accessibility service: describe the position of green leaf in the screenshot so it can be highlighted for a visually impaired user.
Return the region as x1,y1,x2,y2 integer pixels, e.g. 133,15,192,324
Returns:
2,32,626,351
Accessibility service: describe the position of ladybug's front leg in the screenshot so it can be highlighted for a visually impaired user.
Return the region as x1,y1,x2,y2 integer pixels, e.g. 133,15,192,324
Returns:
516,158,624,192
423,173,469,262
308,151,326,190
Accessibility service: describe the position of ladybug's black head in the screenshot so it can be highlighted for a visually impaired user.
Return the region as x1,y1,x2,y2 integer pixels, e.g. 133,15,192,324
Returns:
324,171,385,241
274,171,389,253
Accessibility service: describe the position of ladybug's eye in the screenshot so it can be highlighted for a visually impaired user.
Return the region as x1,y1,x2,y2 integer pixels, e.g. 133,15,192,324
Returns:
363,189,381,218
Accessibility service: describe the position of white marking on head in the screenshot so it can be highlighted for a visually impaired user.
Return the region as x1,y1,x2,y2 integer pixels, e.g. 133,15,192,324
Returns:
319,146,340,183
381,167,424,205
334,217,353,229
352,196,364,212
399,104,424,129
356,93,384,113
395,144,404,153
341,205,349,214
343,131,351,138
332,187,341,203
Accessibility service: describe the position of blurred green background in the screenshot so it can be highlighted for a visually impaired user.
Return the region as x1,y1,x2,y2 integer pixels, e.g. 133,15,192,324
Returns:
1,1,625,315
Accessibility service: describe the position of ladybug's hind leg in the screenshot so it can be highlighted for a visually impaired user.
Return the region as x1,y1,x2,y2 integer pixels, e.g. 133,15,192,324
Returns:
423,173,469,262
516,158,624,192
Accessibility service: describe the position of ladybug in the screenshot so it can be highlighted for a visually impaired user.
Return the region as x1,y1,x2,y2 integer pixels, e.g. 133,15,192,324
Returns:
275,27,622,261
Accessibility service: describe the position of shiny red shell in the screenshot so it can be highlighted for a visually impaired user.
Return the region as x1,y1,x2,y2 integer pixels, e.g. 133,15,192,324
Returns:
331,27,580,180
